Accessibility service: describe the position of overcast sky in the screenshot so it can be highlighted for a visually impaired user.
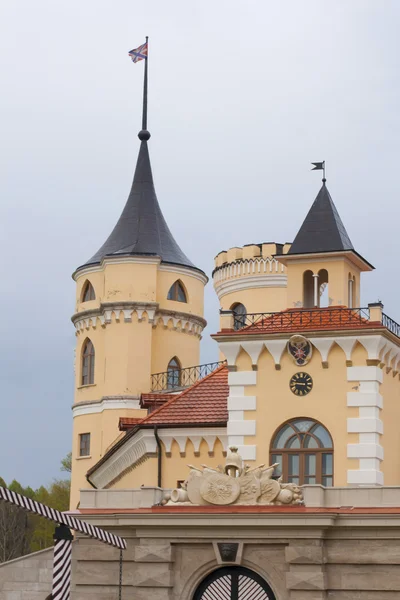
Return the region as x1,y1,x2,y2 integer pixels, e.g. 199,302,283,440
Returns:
1,0,399,488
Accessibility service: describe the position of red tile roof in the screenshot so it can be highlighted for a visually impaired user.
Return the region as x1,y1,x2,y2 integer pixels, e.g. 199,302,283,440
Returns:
119,417,144,431
140,392,175,412
140,365,228,426
220,307,383,336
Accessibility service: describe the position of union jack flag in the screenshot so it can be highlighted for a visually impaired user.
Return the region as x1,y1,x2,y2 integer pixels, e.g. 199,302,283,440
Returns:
128,42,148,63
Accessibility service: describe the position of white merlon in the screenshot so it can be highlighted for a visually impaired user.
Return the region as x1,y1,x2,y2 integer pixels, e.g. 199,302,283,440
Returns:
347,366,383,383
218,342,241,366
347,418,383,434
240,341,264,365
263,340,286,367
227,396,256,411
236,445,257,460
347,469,384,486
347,392,383,408
228,371,257,386
347,443,384,460
309,338,334,363
227,420,256,436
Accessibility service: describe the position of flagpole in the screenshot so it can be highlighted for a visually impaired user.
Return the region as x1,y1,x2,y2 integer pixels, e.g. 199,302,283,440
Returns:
142,36,149,131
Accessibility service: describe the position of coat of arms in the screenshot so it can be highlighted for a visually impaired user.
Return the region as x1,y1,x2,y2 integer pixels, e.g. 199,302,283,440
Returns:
287,335,312,366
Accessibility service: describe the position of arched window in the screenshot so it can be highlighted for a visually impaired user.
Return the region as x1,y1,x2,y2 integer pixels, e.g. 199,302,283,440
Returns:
318,269,329,308
167,357,181,389
270,418,333,486
82,281,95,302
167,280,187,303
231,303,247,330
303,270,314,308
81,339,95,385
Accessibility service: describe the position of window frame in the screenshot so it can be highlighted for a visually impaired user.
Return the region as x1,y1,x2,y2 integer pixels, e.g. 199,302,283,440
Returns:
79,433,91,457
167,357,181,389
81,339,95,386
82,281,96,302
167,280,187,303
270,418,334,486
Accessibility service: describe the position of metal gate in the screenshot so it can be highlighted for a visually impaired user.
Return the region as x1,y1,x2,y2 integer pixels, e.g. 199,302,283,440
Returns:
194,566,276,600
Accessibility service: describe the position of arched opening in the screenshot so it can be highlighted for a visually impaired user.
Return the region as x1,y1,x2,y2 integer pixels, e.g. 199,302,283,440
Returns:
348,273,356,308
231,302,247,330
167,280,187,303
81,280,95,302
318,269,329,308
81,339,95,385
303,270,314,308
167,357,181,389
270,418,333,486
193,566,276,600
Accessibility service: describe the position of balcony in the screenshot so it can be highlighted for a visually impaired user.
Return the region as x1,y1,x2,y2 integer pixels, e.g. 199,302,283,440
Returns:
151,360,226,392
219,304,400,339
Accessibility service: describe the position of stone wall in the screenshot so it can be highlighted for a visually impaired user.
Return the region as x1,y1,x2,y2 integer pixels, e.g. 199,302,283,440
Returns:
0,547,53,600
70,509,400,599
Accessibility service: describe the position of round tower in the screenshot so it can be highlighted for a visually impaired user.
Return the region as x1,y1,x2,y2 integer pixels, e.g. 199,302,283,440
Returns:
70,115,207,508
213,242,290,329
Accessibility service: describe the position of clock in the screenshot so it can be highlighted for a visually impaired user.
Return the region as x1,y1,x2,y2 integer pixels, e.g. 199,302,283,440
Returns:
290,372,313,396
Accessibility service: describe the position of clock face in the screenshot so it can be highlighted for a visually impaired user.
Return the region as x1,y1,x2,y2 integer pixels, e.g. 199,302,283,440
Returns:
290,372,313,396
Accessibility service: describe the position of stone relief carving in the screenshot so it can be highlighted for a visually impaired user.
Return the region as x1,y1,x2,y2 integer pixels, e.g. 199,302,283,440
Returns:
167,447,304,506
287,334,312,366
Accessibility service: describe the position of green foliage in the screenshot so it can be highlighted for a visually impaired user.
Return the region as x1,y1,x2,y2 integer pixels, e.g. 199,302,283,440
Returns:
0,464,71,562
60,452,72,473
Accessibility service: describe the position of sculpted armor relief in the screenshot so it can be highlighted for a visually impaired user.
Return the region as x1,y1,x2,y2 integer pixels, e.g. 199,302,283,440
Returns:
167,447,304,506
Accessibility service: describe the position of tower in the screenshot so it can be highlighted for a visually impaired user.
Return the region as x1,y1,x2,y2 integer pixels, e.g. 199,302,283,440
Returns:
70,61,207,508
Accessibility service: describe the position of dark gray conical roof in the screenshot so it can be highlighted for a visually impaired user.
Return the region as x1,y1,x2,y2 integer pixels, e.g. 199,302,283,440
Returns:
289,183,353,255
81,138,199,271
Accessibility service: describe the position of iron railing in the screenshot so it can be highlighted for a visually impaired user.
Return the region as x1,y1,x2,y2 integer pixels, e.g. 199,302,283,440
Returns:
382,313,400,338
233,307,371,331
151,360,226,392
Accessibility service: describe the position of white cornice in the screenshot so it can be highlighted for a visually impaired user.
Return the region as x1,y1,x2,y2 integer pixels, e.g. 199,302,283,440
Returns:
159,263,208,285
72,397,141,417
89,426,227,489
214,274,287,299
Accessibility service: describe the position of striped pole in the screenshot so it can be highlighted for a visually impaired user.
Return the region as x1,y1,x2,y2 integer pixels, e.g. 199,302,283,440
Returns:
0,486,126,549
52,525,73,600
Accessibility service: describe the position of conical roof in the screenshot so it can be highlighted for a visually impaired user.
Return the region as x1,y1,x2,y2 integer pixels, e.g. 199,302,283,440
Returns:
80,136,199,271
289,183,353,255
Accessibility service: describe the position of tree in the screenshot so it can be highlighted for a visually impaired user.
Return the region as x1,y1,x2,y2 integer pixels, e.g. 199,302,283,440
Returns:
60,452,72,473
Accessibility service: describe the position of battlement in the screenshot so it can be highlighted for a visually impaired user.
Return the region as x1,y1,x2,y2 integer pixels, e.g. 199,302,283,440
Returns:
214,242,291,269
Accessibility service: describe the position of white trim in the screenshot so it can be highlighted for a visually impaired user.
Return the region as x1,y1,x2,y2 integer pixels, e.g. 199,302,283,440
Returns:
264,339,287,367
347,469,384,485
240,341,265,366
309,338,334,363
347,443,384,460
228,371,257,386
347,418,383,434
347,392,383,409
90,429,158,489
72,397,141,417
159,263,208,285
236,445,257,460
227,396,256,411
218,342,241,366
227,420,256,436
347,366,383,383
214,275,287,299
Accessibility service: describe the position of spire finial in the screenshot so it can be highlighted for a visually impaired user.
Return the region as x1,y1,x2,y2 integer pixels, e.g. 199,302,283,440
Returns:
138,36,150,141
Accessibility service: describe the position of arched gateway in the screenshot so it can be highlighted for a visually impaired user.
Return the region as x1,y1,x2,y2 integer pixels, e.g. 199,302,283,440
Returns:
194,566,276,600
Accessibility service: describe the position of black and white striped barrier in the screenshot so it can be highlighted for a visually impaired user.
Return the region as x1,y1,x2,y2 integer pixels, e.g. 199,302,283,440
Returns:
0,485,127,599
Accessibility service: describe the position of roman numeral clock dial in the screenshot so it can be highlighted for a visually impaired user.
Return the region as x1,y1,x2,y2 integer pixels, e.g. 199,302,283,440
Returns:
290,372,313,396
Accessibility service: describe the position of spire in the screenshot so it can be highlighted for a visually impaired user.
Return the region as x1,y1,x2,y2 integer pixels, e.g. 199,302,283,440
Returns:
288,183,354,255
80,40,200,272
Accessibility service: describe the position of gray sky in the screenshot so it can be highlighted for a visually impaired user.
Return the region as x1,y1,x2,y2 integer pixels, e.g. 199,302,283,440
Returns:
1,0,399,488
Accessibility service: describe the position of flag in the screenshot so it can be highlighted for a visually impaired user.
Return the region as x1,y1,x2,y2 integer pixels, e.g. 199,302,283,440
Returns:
311,161,325,171
128,42,148,63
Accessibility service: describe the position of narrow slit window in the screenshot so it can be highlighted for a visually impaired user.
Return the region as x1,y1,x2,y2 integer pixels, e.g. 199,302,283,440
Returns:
79,433,91,457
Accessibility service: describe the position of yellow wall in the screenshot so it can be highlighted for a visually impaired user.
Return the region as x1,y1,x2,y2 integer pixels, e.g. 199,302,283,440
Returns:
380,367,400,485
219,287,287,315
70,258,206,508
285,257,361,308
